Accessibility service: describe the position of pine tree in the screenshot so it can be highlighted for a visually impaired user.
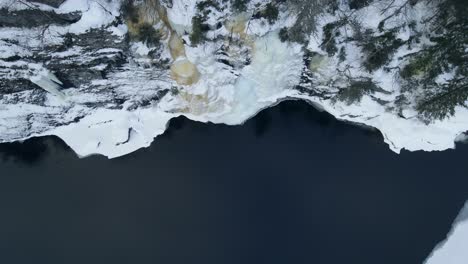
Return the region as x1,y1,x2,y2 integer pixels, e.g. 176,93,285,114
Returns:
401,0,468,122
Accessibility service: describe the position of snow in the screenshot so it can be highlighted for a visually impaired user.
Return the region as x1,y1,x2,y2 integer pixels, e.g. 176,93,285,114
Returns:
47,107,176,158
166,0,197,35
57,0,90,13
0,39,31,58
246,9,297,37
425,202,468,264
131,42,151,56
51,47,82,58
8,30,302,158
213,32,302,124
455,133,468,143
295,0,468,154
65,0,121,34
0,0,55,10
435,70,456,85
1,0,467,160
309,96,468,154
109,23,128,36
178,31,302,125
29,67,66,100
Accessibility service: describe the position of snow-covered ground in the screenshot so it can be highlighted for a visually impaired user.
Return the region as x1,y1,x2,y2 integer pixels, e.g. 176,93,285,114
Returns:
0,0,466,158
41,30,303,158
13,0,462,158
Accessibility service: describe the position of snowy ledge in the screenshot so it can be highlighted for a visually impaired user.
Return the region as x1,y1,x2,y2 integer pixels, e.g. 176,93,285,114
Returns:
31,92,467,159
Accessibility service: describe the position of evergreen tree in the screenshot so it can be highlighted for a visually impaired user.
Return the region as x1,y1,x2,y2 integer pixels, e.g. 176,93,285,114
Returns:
401,0,468,122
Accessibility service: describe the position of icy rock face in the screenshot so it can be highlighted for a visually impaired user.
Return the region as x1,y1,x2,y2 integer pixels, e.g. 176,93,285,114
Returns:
30,0,66,8
0,0,467,158
170,59,200,85
0,8,81,27
425,202,468,264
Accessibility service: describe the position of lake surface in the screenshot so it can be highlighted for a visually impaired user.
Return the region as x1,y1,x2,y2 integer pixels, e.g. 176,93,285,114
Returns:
0,100,467,264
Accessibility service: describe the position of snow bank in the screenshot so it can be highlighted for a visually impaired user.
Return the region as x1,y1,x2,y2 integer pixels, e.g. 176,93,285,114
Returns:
29,68,66,100
166,0,197,35
294,94,468,154
63,0,122,34
48,107,176,158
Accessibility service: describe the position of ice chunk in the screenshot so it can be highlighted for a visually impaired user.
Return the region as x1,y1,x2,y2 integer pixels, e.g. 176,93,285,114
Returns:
29,69,66,100
170,58,200,85
424,202,468,264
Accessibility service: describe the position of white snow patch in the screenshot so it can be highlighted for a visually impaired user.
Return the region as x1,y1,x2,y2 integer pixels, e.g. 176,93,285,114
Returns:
57,0,90,13
109,23,128,36
65,0,121,34
435,70,456,85
291,92,468,153
47,107,176,158
455,133,468,143
131,42,151,56
212,32,302,124
425,202,468,264
29,68,66,100
166,0,197,35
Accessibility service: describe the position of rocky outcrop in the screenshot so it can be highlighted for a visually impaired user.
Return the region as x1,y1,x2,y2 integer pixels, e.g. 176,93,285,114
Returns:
0,1,138,141
1,27,127,93
29,0,66,8
0,8,81,28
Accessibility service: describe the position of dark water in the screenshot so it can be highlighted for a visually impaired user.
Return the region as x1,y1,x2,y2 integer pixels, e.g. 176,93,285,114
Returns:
0,101,467,264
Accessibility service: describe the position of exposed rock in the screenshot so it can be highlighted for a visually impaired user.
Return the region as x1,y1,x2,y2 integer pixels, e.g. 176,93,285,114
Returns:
0,8,81,28
29,0,66,8
160,0,173,8
0,78,34,94
64,28,128,51
29,70,66,99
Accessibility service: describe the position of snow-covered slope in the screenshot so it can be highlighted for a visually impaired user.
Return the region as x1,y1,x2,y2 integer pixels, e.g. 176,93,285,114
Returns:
0,0,467,158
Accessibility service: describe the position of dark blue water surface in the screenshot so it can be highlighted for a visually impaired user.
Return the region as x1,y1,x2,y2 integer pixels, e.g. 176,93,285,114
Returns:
0,101,467,264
